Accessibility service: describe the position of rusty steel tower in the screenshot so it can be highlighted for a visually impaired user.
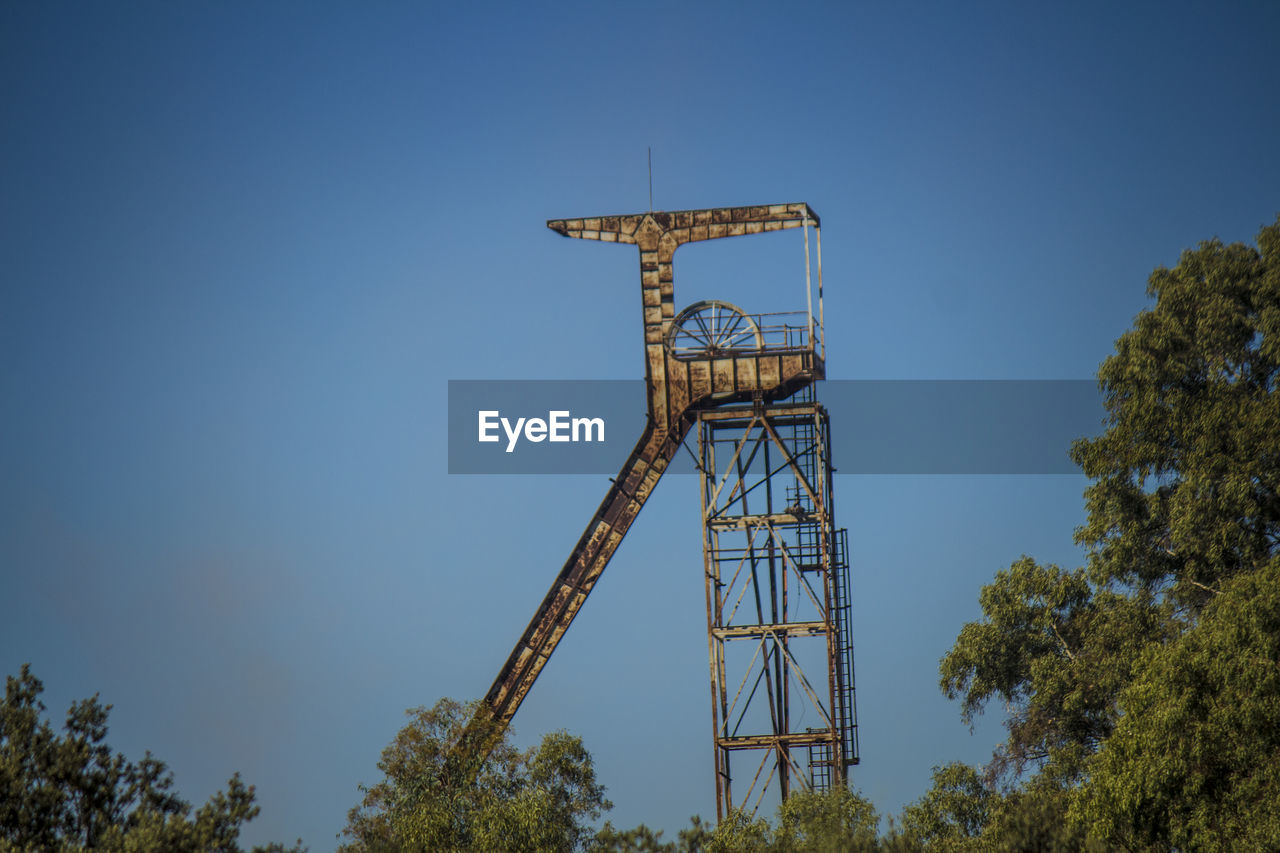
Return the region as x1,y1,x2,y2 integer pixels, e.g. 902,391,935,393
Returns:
452,204,858,819
697,387,858,817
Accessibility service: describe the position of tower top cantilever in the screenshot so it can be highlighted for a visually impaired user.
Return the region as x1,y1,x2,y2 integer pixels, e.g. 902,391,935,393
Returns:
547,203,825,426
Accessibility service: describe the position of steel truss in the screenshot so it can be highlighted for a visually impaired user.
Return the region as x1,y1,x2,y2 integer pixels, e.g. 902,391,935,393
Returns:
696,386,858,820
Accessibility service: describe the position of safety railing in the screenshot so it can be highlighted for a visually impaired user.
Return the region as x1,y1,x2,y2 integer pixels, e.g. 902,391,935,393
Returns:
753,310,824,361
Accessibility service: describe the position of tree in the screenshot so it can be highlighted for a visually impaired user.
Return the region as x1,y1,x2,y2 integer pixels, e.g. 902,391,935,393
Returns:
939,558,1172,784
638,788,882,853
897,762,993,851
894,762,1115,853
773,787,880,852
588,818,712,853
935,215,1280,847
1072,216,1280,610
596,787,882,853
340,697,610,852
1072,558,1280,851
0,664,303,853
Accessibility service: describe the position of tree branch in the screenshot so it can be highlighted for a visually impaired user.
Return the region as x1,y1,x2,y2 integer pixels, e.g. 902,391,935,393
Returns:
1050,623,1078,663
1187,579,1221,596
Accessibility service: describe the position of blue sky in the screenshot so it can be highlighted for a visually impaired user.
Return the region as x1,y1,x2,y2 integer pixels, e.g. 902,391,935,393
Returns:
3,1,1278,848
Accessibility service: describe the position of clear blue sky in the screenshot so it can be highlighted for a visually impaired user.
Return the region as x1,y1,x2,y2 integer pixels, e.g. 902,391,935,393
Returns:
3,1,1278,848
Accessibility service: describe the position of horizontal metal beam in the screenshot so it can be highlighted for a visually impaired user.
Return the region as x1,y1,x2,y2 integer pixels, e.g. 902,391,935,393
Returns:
706,512,828,530
712,621,829,640
696,404,825,424
717,730,836,750
547,203,819,245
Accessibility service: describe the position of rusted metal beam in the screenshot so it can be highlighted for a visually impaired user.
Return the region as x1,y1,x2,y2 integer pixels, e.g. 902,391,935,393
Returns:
717,731,835,749
711,621,829,640
547,203,819,244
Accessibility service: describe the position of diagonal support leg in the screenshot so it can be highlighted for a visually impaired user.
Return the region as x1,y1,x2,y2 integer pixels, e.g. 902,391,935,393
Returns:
450,413,694,779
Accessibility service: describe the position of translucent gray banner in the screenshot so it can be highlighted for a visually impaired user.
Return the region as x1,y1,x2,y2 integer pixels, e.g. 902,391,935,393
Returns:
447,380,1105,475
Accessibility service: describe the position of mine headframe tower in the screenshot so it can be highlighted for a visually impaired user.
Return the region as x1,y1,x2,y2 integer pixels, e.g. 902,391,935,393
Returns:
449,203,858,820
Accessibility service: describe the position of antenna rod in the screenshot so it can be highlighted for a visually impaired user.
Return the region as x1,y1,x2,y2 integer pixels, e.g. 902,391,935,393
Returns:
648,147,653,211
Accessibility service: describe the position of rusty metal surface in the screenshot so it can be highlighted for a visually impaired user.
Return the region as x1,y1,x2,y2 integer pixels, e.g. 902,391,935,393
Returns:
698,395,858,820
451,204,828,787
546,204,820,379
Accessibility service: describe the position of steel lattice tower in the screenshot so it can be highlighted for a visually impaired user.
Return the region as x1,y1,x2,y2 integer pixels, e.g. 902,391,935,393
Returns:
698,386,858,819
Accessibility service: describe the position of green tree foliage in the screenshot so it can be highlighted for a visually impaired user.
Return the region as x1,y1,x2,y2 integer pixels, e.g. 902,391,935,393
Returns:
937,216,1280,848
939,558,1171,783
597,787,885,853
894,763,1108,852
702,809,773,853
1074,220,1280,608
974,786,1105,853
1073,559,1280,851
340,697,610,852
624,788,881,853
773,787,879,851
587,818,712,853
0,664,302,853
897,762,992,851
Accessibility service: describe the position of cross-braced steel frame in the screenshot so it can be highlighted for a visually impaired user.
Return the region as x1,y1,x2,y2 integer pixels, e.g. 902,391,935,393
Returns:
697,385,858,820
